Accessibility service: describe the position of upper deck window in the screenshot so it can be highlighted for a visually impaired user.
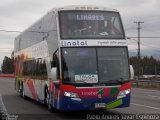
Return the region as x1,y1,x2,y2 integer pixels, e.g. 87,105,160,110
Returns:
59,11,125,39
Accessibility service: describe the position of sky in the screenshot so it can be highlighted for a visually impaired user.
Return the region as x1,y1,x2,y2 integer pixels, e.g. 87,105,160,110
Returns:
0,0,160,67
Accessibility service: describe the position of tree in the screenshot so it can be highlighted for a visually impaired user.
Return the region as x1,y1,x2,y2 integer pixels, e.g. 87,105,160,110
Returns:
1,51,14,74
129,56,160,76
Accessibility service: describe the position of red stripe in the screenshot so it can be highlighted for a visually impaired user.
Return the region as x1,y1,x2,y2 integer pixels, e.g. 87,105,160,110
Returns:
27,80,37,100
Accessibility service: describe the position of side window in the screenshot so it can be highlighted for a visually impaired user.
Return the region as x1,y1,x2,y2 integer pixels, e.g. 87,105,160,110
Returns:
23,58,48,80
36,58,42,79
23,61,27,76
32,60,36,78
51,50,60,79
28,61,32,77
41,60,47,80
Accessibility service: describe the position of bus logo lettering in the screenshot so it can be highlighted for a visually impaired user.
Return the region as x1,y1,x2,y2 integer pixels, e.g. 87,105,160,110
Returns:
97,88,104,98
61,40,87,47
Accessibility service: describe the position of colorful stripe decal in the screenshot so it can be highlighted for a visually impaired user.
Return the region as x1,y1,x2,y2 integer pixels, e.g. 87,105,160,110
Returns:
110,87,119,95
106,99,123,109
26,80,37,100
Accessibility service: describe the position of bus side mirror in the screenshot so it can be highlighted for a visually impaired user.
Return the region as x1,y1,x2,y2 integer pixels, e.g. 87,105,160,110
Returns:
51,67,57,81
130,65,134,80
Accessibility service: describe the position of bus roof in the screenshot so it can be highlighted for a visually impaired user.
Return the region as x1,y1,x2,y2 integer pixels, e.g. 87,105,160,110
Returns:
50,5,118,12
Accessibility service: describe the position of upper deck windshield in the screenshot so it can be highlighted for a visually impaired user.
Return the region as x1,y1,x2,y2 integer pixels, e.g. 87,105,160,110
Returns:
59,11,125,39
62,47,129,86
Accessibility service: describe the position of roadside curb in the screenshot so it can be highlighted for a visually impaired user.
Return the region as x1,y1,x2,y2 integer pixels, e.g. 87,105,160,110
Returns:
0,94,9,120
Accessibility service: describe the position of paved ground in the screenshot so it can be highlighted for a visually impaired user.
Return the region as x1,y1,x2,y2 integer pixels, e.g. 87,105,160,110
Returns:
0,78,160,120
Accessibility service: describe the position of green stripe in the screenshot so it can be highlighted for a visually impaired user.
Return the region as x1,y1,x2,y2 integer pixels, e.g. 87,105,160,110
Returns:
110,87,118,95
106,99,123,109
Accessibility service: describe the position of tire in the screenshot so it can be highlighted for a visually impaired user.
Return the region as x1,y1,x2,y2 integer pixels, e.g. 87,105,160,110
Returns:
48,95,58,112
44,86,48,105
45,87,55,112
47,92,58,112
20,83,26,99
44,86,58,112
47,96,53,112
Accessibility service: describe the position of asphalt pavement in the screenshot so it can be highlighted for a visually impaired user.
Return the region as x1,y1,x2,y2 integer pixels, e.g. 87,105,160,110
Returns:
0,78,160,120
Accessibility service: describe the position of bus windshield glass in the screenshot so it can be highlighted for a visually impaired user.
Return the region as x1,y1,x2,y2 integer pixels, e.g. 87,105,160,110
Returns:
62,47,129,85
59,11,124,39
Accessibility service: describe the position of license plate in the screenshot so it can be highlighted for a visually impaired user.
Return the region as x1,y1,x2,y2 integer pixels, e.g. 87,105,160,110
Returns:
95,103,106,108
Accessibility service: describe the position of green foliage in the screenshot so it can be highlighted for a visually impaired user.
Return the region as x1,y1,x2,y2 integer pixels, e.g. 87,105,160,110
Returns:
130,56,160,75
1,51,14,74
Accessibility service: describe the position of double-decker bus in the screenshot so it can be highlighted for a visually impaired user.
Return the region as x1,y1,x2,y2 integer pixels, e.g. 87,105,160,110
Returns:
14,5,134,111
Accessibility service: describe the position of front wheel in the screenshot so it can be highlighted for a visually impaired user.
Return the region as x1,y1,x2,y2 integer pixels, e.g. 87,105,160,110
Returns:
46,90,57,112
47,96,53,112
45,89,53,112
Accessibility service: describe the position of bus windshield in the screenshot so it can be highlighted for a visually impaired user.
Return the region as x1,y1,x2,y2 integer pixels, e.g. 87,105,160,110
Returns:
62,47,129,85
59,11,125,39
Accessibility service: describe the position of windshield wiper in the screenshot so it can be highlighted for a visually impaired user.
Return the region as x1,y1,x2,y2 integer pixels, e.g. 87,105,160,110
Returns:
77,80,98,84
100,79,124,84
75,81,98,87
120,77,130,82
100,77,130,85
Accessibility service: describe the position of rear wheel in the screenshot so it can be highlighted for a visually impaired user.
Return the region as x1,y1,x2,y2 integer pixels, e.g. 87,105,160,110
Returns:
20,83,26,99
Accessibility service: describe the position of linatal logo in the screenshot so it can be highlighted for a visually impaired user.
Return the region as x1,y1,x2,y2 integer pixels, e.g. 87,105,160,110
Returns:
97,88,104,98
61,40,87,47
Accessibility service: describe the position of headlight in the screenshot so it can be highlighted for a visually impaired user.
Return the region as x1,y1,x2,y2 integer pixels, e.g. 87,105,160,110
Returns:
124,89,130,94
64,92,79,98
117,89,130,99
